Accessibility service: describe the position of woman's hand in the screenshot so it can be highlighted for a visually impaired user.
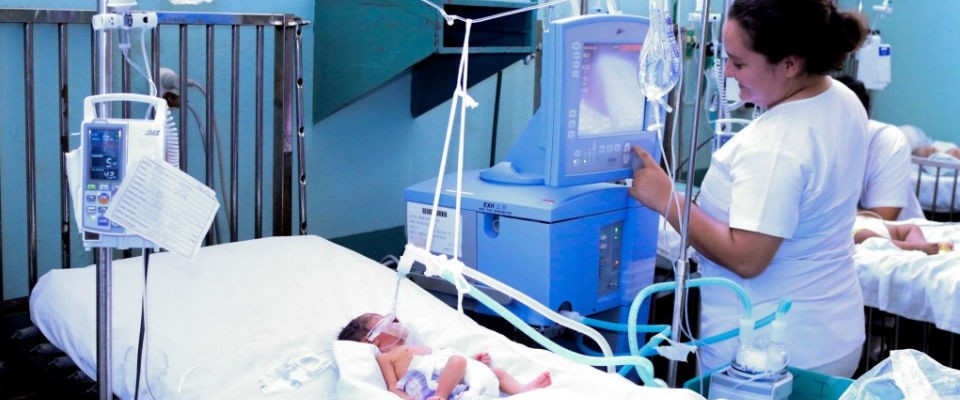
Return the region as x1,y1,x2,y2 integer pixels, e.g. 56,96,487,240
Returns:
629,146,673,215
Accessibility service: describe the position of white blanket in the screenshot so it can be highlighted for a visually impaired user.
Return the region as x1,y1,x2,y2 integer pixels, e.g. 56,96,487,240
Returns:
854,221,960,334
30,235,703,399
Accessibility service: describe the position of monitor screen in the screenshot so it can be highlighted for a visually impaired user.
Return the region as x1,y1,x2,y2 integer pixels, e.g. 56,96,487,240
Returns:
543,14,660,187
578,43,646,138
478,14,659,188
88,127,123,181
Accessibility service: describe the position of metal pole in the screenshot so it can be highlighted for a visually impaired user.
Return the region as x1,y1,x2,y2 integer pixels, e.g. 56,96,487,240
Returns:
668,0,715,387
254,26,264,238
230,25,240,242
94,1,113,398
293,20,308,235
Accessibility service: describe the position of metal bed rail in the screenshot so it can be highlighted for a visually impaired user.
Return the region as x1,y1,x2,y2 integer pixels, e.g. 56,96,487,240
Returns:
856,155,960,374
0,8,309,310
861,307,960,373
912,155,960,221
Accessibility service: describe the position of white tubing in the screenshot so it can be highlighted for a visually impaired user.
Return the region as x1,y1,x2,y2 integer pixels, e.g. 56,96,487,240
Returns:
460,264,617,366
399,244,618,373
164,109,180,166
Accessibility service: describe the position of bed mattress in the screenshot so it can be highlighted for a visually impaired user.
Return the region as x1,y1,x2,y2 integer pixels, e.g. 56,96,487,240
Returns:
854,221,960,334
30,235,703,399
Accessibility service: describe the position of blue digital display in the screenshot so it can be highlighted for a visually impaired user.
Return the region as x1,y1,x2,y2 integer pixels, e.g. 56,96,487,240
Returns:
578,43,646,138
477,14,659,188
88,128,122,181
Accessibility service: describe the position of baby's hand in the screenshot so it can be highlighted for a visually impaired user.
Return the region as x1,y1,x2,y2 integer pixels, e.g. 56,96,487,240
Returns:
473,352,491,366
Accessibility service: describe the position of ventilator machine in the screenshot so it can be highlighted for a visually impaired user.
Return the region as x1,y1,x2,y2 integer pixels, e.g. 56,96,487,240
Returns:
405,13,662,351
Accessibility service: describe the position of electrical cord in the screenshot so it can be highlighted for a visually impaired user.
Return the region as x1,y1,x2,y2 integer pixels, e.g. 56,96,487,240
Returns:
157,67,232,244
184,102,229,244
134,249,151,400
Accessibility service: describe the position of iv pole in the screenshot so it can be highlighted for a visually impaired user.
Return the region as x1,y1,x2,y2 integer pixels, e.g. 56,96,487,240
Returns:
667,0,715,387
94,0,114,397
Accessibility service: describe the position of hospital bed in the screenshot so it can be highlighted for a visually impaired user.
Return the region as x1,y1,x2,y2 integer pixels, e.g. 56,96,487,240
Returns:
854,221,960,372
30,235,703,399
0,6,304,398
4,7,704,400
912,155,960,220
856,154,960,373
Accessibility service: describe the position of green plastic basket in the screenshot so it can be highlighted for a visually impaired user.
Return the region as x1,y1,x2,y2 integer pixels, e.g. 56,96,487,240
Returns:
683,366,854,400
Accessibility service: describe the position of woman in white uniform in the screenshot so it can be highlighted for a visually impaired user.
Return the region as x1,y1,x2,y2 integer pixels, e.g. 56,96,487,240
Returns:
629,0,868,377
838,75,925,221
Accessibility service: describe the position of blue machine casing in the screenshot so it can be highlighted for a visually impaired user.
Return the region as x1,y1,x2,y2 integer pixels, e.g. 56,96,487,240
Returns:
404,172,659,338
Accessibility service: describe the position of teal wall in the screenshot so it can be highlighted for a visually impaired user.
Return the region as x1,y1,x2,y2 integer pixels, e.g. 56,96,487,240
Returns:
3,0,955,299
0,0,537,298
841,1,960,142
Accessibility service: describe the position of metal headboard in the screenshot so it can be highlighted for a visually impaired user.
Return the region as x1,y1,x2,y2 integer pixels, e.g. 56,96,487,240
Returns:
0,8,309,310
912,155,960,220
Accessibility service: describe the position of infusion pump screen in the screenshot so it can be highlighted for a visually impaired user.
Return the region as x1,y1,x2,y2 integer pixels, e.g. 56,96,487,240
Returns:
578,43,645,137
88,128,122,181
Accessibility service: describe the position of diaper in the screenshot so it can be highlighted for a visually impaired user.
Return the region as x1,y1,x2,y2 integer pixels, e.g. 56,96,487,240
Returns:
398,348,499,400
854,215,891,240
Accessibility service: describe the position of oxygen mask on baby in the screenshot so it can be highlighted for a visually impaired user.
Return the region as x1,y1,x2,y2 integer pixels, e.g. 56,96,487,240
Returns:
365,313,409,352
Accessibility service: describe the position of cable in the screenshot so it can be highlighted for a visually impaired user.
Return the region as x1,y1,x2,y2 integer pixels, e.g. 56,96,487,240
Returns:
184,103,229,244
158,68,232,243
134,249,151,400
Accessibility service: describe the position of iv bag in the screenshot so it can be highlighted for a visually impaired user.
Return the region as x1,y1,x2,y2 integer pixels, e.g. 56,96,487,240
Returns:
638,0,681,102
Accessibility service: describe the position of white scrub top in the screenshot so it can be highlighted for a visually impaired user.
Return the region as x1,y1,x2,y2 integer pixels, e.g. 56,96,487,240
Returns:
861,120,925,220
695,78,867,373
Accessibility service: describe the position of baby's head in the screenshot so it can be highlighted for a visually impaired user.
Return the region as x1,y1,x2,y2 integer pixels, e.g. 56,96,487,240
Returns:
338,312,408,352
338,313,377,341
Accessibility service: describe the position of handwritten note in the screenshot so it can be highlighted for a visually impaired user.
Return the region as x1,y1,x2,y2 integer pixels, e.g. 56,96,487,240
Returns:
105,157,220,260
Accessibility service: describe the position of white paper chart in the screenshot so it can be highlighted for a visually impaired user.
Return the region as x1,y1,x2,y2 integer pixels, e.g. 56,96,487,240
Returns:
105,157,220,259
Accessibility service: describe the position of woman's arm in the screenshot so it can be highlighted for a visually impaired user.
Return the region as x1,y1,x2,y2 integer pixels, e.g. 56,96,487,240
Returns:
862,206,901,221
630,147,782,278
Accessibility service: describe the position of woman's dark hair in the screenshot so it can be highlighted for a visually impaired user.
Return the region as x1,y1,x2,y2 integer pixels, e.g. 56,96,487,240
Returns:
728,0,867,75
836,75,870,114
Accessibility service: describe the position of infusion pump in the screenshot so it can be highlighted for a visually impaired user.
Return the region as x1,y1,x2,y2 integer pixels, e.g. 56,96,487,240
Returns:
78,93,172,250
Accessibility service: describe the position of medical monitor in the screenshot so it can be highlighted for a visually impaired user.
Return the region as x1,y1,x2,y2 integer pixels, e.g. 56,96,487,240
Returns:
81,122,128,236
481,14,659,187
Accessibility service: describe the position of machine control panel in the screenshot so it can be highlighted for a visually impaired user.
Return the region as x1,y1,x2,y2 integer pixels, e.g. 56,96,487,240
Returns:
597,221,624,296
81,123,128,235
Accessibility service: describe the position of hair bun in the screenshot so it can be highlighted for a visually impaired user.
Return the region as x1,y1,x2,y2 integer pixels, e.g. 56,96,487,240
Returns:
833,10,867,54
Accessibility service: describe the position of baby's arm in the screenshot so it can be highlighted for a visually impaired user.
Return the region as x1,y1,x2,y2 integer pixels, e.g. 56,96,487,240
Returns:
376,353,411,400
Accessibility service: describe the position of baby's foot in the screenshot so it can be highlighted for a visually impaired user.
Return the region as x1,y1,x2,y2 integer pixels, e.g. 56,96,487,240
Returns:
941,242,955,253
426,396,445,400
521,371,552,391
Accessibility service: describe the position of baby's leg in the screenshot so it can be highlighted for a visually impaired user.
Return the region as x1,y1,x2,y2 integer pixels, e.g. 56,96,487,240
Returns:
432,354,467,400
490,367,552,395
